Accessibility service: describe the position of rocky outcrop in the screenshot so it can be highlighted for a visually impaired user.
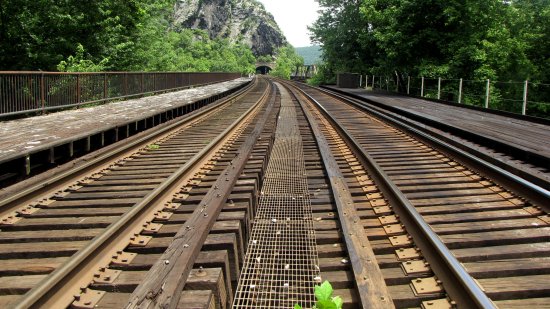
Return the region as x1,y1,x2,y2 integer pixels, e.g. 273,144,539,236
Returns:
173,0,287,56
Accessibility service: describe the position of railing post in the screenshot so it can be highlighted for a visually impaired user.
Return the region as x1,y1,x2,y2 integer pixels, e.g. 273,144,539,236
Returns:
521,80,529,115
396,76,399,92
407,76,410,95
458,78,463,103
40,73,45,112
485,79,490,108
421,77,424,97
124,72,128,96
76,74,81,105
437,77,441,99
103,73,107,99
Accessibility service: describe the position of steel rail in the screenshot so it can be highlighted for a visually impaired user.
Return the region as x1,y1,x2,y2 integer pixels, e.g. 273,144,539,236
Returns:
287,84,395,309
316,86,550,210
288,81,497,309
0,79,255,219
12,78,268,309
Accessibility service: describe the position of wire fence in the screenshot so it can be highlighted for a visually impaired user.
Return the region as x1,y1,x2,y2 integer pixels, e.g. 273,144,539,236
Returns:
361,75,550,119
0,71,241,117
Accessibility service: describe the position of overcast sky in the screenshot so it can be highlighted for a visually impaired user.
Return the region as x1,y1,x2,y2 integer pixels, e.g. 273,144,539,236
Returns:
257,0,320,47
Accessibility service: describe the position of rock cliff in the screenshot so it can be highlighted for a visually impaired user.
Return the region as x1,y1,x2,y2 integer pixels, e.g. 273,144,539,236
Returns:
173,0,287,56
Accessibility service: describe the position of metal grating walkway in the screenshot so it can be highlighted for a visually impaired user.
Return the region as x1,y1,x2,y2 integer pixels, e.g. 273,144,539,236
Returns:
233,84,320,308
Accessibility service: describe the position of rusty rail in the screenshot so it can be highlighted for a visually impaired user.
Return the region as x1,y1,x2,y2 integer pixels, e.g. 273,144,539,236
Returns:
0,71,241,117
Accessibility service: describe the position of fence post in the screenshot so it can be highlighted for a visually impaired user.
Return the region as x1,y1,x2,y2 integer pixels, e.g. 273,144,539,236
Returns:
372,75,375,89
421,77,424,97
365,75,369,89
124,72,128,96
437,77,441,100
521,80,529,115
485,79,490,109
359,74,363,88
76,74,81,106
103,73,107,99
458,78,463,103
396,76,399,92
407,76,410,95
386,77,389,91
40,73,45,112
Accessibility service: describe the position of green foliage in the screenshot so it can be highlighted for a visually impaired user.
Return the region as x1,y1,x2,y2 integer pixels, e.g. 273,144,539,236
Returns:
271,45,304,79
295,281,343,309
57,44,109,72
309,0,550,84
0,0,256,74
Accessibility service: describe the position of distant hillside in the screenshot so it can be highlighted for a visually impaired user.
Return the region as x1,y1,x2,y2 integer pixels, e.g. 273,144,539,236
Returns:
174,0,287,56
295,46,321,65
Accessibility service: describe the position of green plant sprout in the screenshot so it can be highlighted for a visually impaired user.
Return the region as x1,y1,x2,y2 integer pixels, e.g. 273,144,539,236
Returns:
295,280,343,309
147,144,160,150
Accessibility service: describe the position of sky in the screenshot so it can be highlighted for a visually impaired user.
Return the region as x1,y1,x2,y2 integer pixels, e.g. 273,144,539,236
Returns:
257,0,320,47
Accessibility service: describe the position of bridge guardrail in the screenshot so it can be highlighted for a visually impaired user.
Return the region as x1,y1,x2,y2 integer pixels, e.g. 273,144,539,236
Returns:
0,71,241,118
362,74,550,119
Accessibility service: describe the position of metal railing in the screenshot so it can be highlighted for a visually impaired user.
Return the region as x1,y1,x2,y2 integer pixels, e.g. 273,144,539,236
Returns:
0,71,241,117
360,75,550,119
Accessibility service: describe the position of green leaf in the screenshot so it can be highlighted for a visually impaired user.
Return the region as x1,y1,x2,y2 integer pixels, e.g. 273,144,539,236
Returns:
294,304,302,309
332,296,343,309
314,281,333,302
315,299,337,309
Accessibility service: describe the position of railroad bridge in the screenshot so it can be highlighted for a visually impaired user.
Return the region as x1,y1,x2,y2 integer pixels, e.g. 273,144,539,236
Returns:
0,73,549,308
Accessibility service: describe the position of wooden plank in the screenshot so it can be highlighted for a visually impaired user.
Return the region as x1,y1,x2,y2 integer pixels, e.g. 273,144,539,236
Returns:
480,275,550,299
464,257,550,278
0,257,68,276
0,274,46,294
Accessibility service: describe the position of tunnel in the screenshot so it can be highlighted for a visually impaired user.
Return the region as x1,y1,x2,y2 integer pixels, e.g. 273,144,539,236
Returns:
256,65,272,75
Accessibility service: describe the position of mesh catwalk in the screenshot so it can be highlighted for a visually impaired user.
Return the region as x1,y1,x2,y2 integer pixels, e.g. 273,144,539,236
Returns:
233,85,320,308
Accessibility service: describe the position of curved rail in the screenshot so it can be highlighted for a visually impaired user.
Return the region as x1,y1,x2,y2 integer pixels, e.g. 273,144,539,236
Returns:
284,80,497,309
0,79,256,218
12,78,270,308
317,86,550,209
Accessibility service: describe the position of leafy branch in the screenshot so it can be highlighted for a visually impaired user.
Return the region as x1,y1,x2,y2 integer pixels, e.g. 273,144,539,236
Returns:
295,281,343,309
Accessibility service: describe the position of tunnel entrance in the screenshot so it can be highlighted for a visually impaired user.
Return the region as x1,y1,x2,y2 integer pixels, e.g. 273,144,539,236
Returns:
256,66,272,75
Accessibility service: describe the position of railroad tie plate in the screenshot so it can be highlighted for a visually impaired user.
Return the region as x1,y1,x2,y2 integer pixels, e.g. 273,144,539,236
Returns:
396,247,421,260
402,260,431,276
17,206,40,216
371,199,388,207
421,298,455,309
411,277,444,296
383,224,405,235
373,206,392,215
111,251,137,266
72,289,105,309
389,235,412,246
129,235,152,247
142,222,163,234
92,268,121,284
154,211,173,221
0,214,22,225
379,215,399,225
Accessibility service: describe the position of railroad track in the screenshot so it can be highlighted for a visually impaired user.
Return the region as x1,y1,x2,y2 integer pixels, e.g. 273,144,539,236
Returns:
0,77,275,308
0,76,548,309
285,80,550,308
